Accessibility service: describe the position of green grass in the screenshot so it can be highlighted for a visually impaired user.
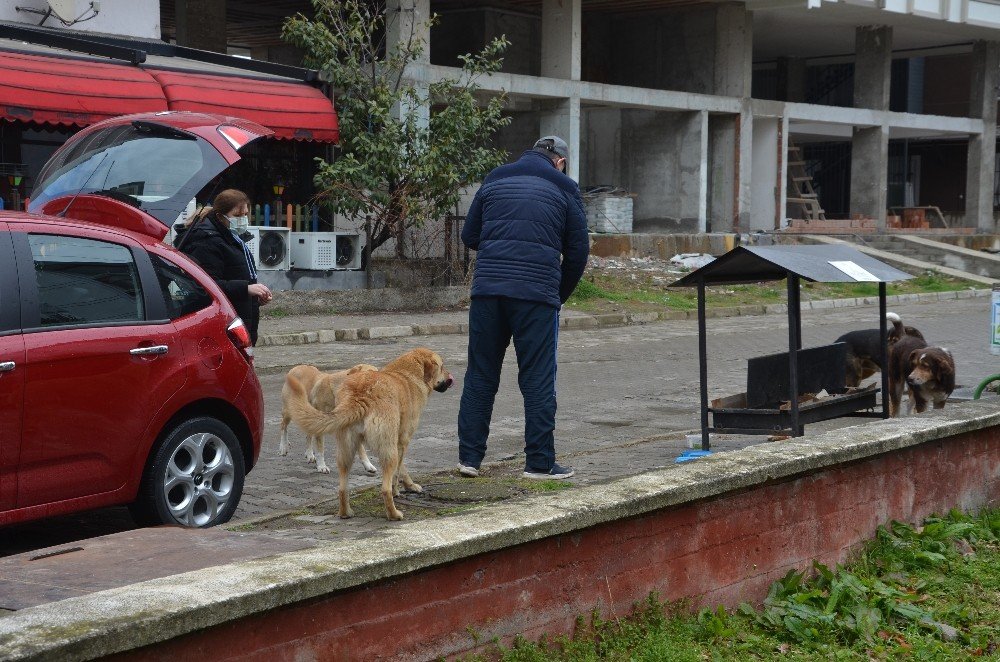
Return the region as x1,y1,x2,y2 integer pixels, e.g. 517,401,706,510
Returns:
470,509,1000,661
565,269,981,315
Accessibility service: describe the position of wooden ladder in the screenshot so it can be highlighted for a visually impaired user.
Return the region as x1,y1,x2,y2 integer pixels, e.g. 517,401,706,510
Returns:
786,143,826,221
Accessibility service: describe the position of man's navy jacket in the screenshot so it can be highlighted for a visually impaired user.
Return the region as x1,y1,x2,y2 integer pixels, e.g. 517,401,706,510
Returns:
462,150,590,308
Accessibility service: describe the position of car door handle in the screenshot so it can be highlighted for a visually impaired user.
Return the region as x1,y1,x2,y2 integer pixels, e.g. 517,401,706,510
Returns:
130,345,169,357
0,361,14,372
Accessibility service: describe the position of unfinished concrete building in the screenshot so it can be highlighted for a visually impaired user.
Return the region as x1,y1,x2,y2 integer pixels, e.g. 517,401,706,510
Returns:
400,0,1000,236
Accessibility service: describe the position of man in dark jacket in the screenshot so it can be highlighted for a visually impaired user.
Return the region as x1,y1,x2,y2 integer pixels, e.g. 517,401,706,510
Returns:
457,136,590,480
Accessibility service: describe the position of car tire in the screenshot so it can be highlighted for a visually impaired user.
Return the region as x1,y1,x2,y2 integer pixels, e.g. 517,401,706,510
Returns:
130,417,245,528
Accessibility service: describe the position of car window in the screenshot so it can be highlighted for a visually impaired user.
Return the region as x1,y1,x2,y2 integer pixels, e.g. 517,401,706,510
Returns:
28,234,144,327
150,254,212,320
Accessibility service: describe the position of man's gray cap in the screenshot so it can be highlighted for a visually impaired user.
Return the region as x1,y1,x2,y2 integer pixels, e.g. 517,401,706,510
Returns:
533,135,569,160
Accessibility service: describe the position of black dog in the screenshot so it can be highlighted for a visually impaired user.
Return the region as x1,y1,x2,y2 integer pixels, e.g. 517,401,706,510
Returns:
835,312,925,387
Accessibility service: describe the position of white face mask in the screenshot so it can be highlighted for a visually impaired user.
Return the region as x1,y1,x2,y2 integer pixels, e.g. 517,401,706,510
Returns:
229,214,250,233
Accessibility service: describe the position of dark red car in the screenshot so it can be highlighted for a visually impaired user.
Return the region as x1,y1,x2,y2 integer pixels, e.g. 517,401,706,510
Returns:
0,112,269,528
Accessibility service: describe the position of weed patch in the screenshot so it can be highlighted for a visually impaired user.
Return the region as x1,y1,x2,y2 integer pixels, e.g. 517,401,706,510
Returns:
471,509,1000,660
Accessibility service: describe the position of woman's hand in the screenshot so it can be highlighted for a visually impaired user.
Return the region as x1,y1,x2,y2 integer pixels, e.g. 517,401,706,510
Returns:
249,283,272,304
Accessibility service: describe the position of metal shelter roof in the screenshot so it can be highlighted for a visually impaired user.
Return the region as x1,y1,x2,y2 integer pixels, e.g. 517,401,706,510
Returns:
670,244,915,287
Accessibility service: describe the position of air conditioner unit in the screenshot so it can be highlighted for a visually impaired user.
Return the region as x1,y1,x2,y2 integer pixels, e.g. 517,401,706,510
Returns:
290,232,365,270
245,226,291,271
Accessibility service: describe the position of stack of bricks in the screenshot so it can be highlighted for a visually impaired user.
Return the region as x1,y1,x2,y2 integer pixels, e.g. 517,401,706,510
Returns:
782,218,876,234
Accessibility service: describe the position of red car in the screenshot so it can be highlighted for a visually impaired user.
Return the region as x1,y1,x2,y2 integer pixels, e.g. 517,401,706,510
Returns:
0,112,269,528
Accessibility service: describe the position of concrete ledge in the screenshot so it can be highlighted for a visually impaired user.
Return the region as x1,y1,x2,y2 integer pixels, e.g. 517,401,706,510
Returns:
2,401,998,661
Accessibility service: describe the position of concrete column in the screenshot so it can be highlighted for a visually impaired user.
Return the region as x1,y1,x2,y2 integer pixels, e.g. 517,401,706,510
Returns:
750,116,780,231
850,26,892,229
175,0,226,53
850,125,890,226
853,25,892,110
387,0,431,61
541,0,581,80
779,114,790,229
540,96,582,181
776,57,806,103
711,6,752,232
714,5,753,98
736,102,754,231
965,41,1000,231
387,0,431,129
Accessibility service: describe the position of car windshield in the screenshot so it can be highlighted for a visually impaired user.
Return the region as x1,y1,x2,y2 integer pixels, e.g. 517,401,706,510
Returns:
30,122,228,227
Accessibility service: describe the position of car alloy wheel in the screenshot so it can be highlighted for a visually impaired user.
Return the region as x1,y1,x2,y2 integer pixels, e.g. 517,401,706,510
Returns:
132,417,245,528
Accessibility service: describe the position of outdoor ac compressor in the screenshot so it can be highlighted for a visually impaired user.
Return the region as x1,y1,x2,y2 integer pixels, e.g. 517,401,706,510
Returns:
290,232,364,270
244,226,291,271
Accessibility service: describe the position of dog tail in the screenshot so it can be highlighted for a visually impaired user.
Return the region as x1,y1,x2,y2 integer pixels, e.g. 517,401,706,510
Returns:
886,311,904,337
285,375,364,436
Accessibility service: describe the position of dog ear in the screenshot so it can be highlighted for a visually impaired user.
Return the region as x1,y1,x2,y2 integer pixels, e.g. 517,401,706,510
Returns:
908,348,922,369
423,357,438,385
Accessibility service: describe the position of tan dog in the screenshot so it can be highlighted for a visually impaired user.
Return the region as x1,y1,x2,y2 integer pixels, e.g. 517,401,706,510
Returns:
279,363,379,474
285,348,454,521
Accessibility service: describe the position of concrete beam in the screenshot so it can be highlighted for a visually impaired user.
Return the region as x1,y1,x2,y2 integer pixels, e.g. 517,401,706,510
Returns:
854,25,893,111
541,0,581,81
965,40,1000,231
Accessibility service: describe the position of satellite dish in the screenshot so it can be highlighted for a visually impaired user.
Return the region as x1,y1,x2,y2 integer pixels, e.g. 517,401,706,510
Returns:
45,0,77,23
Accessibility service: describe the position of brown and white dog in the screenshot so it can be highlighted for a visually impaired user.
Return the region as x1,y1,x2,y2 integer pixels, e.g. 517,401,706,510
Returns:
279,363,379,474
887,336,955,416
903,346,956,415
285,348,454,521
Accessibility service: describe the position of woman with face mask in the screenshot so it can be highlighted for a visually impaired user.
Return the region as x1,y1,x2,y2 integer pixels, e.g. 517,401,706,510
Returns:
173,188,272,345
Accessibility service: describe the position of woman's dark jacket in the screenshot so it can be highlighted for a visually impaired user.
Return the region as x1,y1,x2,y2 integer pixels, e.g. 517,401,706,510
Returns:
173,212,260,345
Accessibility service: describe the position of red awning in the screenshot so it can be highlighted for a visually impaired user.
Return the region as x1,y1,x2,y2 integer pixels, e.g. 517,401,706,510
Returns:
0,50,339,143
0,50,167,126
150,69,339,143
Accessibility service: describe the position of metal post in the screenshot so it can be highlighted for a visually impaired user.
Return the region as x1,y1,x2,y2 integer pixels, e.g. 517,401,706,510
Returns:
364,216,372,290
879,281,889,418
787,274,801,435
697,279,710,450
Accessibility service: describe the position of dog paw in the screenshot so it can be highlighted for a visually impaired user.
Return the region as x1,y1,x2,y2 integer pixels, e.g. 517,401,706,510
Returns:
305,454,316,464
316,464,331,474
278,445,288,457
363,464,378,476
406,483,423,493
388,511,404,521
339,509,354,519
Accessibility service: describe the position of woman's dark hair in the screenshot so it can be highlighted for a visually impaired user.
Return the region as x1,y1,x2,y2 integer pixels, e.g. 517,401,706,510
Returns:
211,189,250,217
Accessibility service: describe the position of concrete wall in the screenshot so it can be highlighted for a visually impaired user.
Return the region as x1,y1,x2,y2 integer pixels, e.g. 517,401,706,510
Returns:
0,0,160,39
621,110,706,232
610,9,718,93
39,403,994,662
432,8,540,76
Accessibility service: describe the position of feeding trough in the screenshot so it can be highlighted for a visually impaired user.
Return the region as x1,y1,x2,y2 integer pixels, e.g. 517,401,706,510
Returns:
670,244,914,450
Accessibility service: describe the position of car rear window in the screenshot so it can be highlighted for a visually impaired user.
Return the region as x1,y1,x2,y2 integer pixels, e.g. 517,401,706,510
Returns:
28,234,144,327
150,254,212,320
